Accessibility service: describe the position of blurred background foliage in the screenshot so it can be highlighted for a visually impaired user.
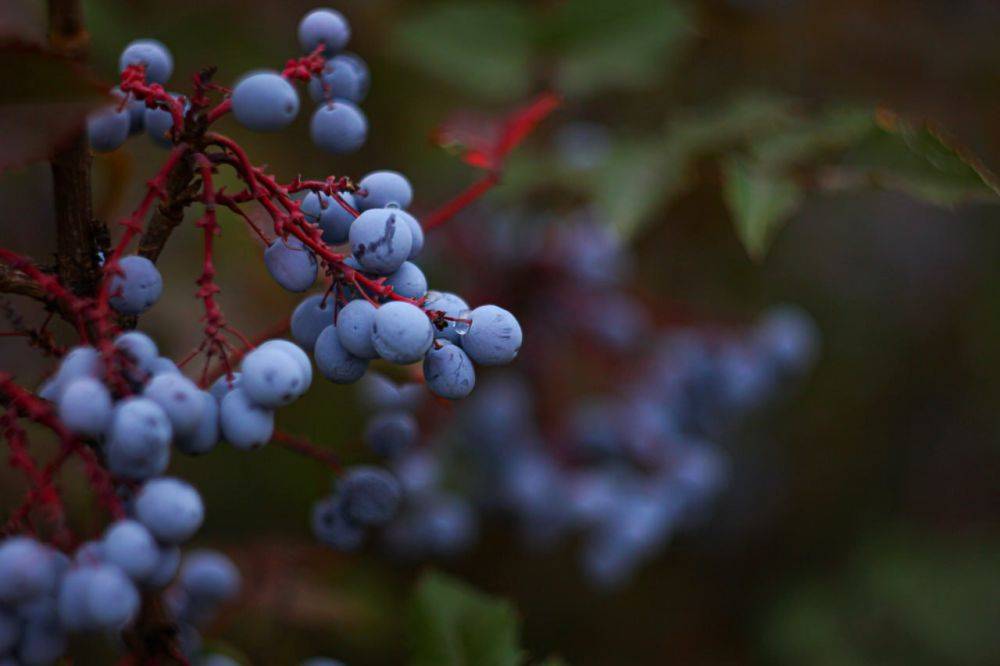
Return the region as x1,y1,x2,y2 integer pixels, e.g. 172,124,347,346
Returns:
1,0,999,664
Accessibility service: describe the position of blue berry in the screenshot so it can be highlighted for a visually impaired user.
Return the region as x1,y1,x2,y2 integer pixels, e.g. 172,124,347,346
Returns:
144,95,187,147
58,376,112,437
85,563,140,629
264,237,317,293
298,8,351,55
340,466,401,527
291,294,334,352
371,301,433,365
0,537,57,604
314,324,368,383
384,261,427,299
209,373,241,404
302,190,356,245
114,331,159,377
355,171,413,211
241,345,307,408
87,102,130,153
308,53,369,103
143,372,205,437
399,210,424,259
149,356,181,375
335,299,378,359
257,339,313,393
17,606,66,664
231,71,300,132
423,341,475,400
109,255,163,315
101,519,160,581
119,39,173,83
422,291,470,345
357,372,424,413
134,477,204,544
106,397,172,480
349,208,413,275
179,550,240,606
311,496,363,551
146,544,181,588
462,305,522,365
310,101,367,154
219,388,275,450
175,390,220,456
363,411,418,458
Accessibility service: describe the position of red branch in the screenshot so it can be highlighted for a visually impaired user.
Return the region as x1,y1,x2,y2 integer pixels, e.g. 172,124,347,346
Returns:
272,430,343,473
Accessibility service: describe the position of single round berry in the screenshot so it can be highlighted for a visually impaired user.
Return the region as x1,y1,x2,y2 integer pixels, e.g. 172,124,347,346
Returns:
174,390,220,456
335,299,378,359
143,372,205,437
87,102,130,153
257,339,313,393
231,71,300,132
85,563,140,630
118,39,173,83
423,341,476,400
311,496,363,551
314,325,368,383
58,376,112,437
310,101,367,154
462,304,523,366
219,388,275,450
384,261,427,299
134,477,204,544
349,208,413,275
105,397,172,480
298,8,351,55
179,550,240,606
101,520,160,581
291,294,334,352
241,345,306,408
114,331,159,376
398,210,425,259
340,466,402,527
264,236,318,293
301,190,356,245
371,301,434,365
145,544,181,588
209,373,241,404
423,291,470,345
308,53,369,103
356,171,413,211
363,411,418,458
0,537,57,604
109,255,163,315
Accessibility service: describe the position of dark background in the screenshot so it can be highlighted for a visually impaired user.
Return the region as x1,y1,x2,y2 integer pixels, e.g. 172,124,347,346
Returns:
1,1,998,664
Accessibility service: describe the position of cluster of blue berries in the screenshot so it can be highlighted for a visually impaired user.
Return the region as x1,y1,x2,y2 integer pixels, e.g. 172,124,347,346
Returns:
365,215,820,587
88,9,371,155
0,514,241,663
284,169,521,400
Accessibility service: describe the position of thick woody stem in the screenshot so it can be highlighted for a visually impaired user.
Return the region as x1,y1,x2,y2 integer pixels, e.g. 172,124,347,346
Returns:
48,0,107,298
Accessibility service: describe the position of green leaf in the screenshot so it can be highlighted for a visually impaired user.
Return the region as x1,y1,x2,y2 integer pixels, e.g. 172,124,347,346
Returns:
549,0,694,97
409,571,523,666
841,111,1000,205
394,2,533,102
749,107,875,168
722,157,804,261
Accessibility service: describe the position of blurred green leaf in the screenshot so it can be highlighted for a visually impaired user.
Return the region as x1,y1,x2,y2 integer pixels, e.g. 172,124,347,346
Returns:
393,2,533,102
841,111,1000,205
750,107,874,168
548,0,694,97
722,157,804,261
409,571,522,666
